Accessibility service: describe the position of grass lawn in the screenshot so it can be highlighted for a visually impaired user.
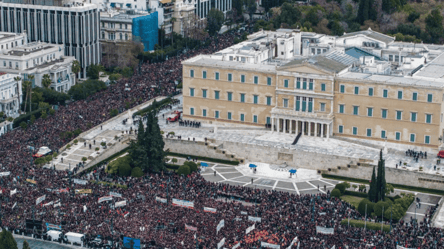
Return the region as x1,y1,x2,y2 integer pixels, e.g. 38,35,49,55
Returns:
340,195,364,209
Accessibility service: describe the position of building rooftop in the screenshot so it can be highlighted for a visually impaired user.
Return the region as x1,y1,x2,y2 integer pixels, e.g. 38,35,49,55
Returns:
339,71,444,88
413,52,444,79
341,29,395,45
4,43,55,56
100,10,150,21
183,55,277,72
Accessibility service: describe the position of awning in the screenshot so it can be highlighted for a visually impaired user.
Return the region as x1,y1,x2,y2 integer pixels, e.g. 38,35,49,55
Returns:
160,0,171,4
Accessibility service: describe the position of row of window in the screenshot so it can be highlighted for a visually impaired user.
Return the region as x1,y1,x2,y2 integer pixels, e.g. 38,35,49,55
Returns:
338,105,433,123
189,88,273,105
102,32,129,41
338,125,431,144
282,78,327,92
339,85,434,102
190,69,273,85
101,22,130,30
189,107,269,124
0,40,22,50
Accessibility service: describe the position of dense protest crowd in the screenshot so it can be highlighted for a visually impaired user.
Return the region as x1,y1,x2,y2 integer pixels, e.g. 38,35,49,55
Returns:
0,29,442,248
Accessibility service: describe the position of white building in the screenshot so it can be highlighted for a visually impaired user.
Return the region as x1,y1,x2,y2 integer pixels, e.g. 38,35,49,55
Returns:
90,0,147,11
100,10,148,42
0,32,76,92
0,72,22,119
0,0,101,78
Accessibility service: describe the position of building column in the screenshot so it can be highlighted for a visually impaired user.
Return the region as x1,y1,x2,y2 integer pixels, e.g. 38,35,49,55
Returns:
320,123,324,138
277,118,280,133
308,122,311,136
289,119,293,134
295,120,298,134
271,117,275,132
315,122,318,137
302,121,305,135
283,119,287,133
327,124,330,139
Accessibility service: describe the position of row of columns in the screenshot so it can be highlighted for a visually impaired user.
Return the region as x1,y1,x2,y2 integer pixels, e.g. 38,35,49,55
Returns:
271,117,330,139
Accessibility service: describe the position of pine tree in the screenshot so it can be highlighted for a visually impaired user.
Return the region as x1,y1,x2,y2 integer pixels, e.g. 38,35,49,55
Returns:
368,166,377,202
378,150,386,201
22,240,30,249
0,229,18,249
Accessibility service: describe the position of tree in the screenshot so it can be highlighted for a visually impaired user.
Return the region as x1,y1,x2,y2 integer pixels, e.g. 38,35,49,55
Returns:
273,3,301,29
184,161,198,172
20,121,27,130
425,9,444,42
368,166,377,202
72,60,81,80
106,155,131,174
119,162,132,177
232,0,243,18
42,74,52,88
357,0,377,24
27,75,35,113
0,229,18,249
13,76,21,114
207,8,224,36
22,240,30,249
385,183,394,195
376,150,386,202
357,198,374,216
177,165,190,176
245,0,257,21
131,167,144,177
335,183,346,194
331,188,341,198
86,64,103,79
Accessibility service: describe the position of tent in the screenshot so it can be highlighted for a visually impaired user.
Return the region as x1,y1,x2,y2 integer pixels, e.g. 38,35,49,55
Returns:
249,164,257,168
289,169,297,174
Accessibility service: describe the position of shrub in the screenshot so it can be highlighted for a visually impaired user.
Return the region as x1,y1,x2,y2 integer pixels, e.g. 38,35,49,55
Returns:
168,131,175,136
49,109,55,115
44,155,52,163
82,157,87,162
20,122,27,130
335,183,347,194
73,128,82,136
166,152,239,165
110,109,118,117
374,201,391,217
101,142,106,147
177,165,191,176
358,199,374,216
384,203,405,222
131,167,144,177
118,163,132,177
74,139,78,144
341,219,390,232
184,161,198,172
172,158,178,164
106,155,131,174
6,117,13,122
53,152,58,158
34,157,46,165
343,190,368,198
359,184,366,192
66,144,71,149
95,147,100,151
331,188,341,198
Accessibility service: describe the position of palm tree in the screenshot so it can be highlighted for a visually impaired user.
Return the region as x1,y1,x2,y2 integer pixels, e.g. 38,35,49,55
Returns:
170,17,177,46
42,74,52,88
13,76,21,114
72,60,81,82
22,80,31,113
27,75,34,112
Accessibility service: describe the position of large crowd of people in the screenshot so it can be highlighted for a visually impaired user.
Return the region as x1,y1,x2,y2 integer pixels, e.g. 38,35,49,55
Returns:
0,29,442,248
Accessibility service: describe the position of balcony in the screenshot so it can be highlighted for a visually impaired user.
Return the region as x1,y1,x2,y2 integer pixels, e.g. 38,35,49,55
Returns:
271,107,333,121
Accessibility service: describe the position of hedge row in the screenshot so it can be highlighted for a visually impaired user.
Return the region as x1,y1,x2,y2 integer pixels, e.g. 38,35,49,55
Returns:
322,174,444,196
13,108,48,128
344,190,369,198
340,219,390,233
167,152,239,165
134,97,172,116
165,164,181,170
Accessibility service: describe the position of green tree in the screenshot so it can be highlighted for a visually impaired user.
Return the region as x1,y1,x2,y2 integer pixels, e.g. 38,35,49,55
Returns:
335,183,346,194
357,198,374,216
20,121,27,130
131,167,144,177
373,200,391,217
22,240,30,249
273,3,301,29
106,155,131,174
184,161,198,172
177,165,191,176
72,60,81,79
42,74,52,88
384,204,404,222
207,8,224,36
357,0,377,24
244,0,257,21
385,183,394,195
368,166,377,202
0,229,18,249
119,162,132,177
331,188,341,198
86,64,103,79
425,9,444,42
13,76,21,114
376,150,386,202
232,0,243,17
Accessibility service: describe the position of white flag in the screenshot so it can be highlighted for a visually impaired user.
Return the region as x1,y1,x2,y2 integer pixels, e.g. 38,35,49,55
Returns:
83,205,87,212
10,189,17,196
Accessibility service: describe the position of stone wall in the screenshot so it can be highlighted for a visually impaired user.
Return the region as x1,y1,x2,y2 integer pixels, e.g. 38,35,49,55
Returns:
326,164,444,190
164,138,233,161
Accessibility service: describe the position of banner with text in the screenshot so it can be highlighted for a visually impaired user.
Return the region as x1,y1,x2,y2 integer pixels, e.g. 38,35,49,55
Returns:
53,202,61,208
36,195,46,205
115,200,127,208
185,224,197,231
217,238,225,249
46,223,62,231
241,211,248,215
204,207,217,213
155,197,167,203
98,196,113,203
216,219,225,234
75,189,92,194
109,191,122,198
172,198,194,209
73,179,88,185
26,179,37,184
246,224,255,234
248,216,262,222
0,171,10,177
316,226,334,235
43,201,54,207
261,242,280,248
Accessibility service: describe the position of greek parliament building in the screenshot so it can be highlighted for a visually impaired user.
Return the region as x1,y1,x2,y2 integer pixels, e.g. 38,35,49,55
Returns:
0,0,100,78
183,29,444,149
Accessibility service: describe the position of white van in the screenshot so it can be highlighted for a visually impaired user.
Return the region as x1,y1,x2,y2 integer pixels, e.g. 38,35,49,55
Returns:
47,230,63,242
65,232,85,246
